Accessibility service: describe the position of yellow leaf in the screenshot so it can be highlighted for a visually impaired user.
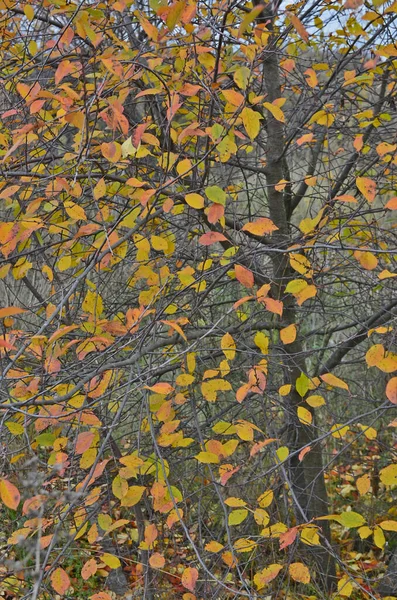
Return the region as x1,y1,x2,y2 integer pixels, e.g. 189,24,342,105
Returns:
356,474,371,495
331,424,350,438
289,562,310,584
289,253,313,277
276,446,289,462
257,490,273,508
297,406,312,425
225,497,247,507
304,68,318,87
221,332,236,361
280,324,297,345
263,101,285,122
306,394,325,407
380,464,397,487
300,527,320,545
120,485,146,507
234,66,250,90
151,235,168,251
373,526,386,549
64,200,86,221
338,575,353,597
356,177,376,202
254,331,269,354
195,452,219,464
234,538,257,552
241,107,262,140
185,193,204,209
101,553,121,569
5,422,24,435
379,520,397,531
228,508,248,525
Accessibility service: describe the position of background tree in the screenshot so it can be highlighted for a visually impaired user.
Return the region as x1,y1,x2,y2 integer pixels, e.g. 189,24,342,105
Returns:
0,0,396,599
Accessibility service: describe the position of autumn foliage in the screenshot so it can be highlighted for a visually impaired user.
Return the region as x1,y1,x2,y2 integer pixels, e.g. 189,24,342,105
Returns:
0,0,396,598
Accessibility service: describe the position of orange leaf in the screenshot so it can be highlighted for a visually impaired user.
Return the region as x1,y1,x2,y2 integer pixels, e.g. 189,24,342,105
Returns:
81,558,97,580
356,177,376,203
263,297,283,316
288,13,309,42
149,552,165,569
181,567,198,592
0,307,27,319
222,89,245,107
145,382,174,395
385,196,397,210
101,142,122,163
280,324,297,345
51,567,71,595
235,264,254,288
386,377,397,404
241,218,278,236
198,232,227,246
90,594,113,600
298,446,311,461
279,527,298,550
0,479,21,509
320,373,349,391
76,432,95,455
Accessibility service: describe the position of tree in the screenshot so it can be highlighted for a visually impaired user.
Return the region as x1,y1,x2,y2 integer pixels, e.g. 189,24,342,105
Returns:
0,0,396,598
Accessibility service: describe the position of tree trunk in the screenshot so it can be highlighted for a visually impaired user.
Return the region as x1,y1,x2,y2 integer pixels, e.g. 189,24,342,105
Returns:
261,14,337,592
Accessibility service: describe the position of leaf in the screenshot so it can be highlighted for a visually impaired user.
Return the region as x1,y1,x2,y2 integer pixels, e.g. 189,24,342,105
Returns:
235,264,254,288
224,497,247,507
205,541,224,552
146,382,174,395
356,177,376,202
337,511,366,528
354,250,378,270
380,464,397,487
101,553,121,569
234,66,250,90
51,568,71,595
241,107,262,140
228,508,248,525
263,101,285,122
195,451,219,464
205,186,226,205
297,406,312,425
288,13,309,42
254,331,269,354
320,373,349,390
101,142,122,163
149,552,165,568
385,196,397,210
90,594,113,600
379,520,397,531
386,377,397,404
198,232,227,246
242,218,278,236
185,193,204,209
81,558,97,580
280,324,297,344
254,564,283,589
289,562,310,584
181,567,198,592
0,307,27,318
221,332,236,361
279,527,298,549
337,575,354,597
120,485,146,507
0,479,21,509
222,89,244,107
306,394,325,407
356,474,371,496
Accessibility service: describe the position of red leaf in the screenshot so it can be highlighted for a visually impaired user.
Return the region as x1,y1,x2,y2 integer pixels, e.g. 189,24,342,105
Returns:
198,232,227,246
181,566,198,592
